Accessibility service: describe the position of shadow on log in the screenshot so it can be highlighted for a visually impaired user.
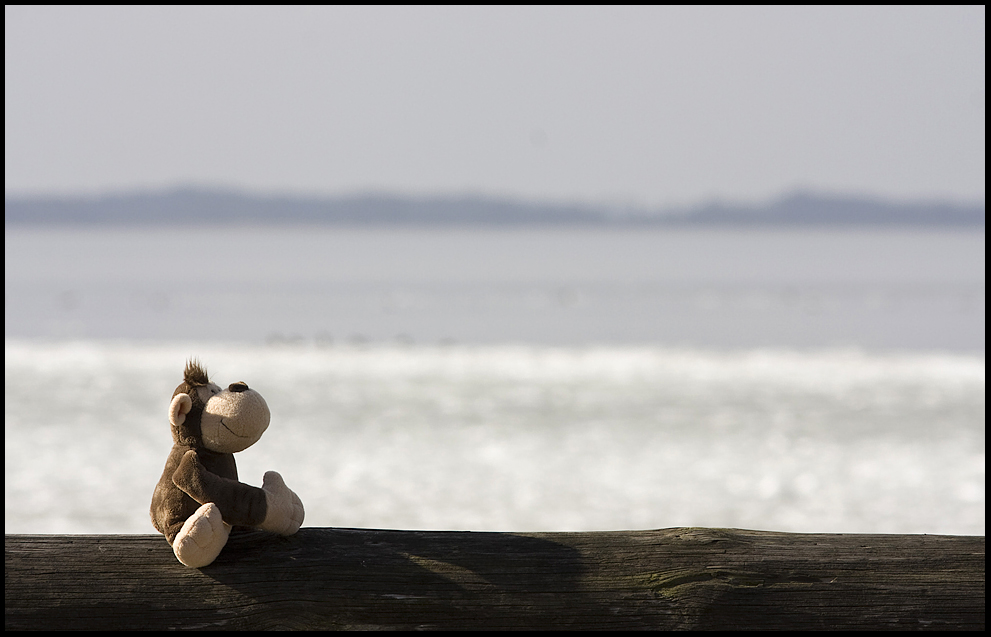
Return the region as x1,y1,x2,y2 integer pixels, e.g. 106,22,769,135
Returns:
5,527,985,630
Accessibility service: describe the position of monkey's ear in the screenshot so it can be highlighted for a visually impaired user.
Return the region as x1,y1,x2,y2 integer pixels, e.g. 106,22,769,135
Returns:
170,394,193,428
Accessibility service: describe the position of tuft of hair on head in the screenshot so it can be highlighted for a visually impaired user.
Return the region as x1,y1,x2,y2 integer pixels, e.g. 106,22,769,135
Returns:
184,359,210,387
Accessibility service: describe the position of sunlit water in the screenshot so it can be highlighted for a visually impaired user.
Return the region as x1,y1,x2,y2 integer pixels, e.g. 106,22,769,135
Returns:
4,226,985,535
4,340,984,535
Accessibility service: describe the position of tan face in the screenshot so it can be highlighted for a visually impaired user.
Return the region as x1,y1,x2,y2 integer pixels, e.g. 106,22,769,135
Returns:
197,381,271,453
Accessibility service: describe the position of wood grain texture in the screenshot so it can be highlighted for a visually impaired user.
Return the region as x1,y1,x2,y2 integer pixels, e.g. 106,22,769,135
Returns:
5,527,985,630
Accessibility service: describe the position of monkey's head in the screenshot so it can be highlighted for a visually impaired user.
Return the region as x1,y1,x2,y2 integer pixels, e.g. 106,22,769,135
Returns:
169,360,271,453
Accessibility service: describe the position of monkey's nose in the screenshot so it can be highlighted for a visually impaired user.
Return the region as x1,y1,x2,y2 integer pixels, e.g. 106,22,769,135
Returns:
229,382,249,392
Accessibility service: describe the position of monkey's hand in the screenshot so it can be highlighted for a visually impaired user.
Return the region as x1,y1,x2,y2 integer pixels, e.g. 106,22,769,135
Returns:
258,471,305,535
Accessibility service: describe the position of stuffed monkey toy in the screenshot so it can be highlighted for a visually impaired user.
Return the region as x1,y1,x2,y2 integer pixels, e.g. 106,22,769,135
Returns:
151,360,304,567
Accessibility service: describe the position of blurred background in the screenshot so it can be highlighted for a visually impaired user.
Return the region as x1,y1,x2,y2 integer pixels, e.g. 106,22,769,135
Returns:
5,6,985,536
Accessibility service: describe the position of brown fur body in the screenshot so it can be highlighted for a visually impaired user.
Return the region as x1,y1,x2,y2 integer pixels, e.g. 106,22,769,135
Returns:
150,362,268,544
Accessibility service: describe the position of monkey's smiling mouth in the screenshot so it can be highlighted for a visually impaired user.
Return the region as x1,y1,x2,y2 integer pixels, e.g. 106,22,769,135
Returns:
219,419,252,438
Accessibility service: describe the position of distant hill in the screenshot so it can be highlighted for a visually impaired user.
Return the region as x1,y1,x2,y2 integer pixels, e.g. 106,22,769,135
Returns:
3,188,985,227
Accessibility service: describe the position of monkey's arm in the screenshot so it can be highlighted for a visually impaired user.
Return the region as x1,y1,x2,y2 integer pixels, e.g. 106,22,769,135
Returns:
172,450,269,527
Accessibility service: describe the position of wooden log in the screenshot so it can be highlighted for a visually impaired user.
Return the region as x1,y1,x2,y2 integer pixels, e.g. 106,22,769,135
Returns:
4,527,984,630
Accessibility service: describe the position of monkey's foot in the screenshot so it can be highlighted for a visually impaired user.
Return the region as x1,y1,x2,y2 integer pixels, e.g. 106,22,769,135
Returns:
259,471,305,535
172,502,232,568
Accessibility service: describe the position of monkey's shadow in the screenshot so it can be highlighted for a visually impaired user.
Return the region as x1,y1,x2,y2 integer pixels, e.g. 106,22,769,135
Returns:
199,526,600,629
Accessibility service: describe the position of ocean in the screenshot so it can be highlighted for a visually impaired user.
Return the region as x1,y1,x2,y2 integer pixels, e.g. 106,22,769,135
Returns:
4,225,985,535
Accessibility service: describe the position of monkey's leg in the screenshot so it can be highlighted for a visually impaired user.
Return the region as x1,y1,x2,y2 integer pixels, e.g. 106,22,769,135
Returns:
172,502,232,568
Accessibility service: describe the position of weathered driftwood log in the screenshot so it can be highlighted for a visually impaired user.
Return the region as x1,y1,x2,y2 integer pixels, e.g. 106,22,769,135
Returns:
4,527,984,630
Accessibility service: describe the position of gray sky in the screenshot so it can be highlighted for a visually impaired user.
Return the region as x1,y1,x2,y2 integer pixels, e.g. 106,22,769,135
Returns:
4,6,985,206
